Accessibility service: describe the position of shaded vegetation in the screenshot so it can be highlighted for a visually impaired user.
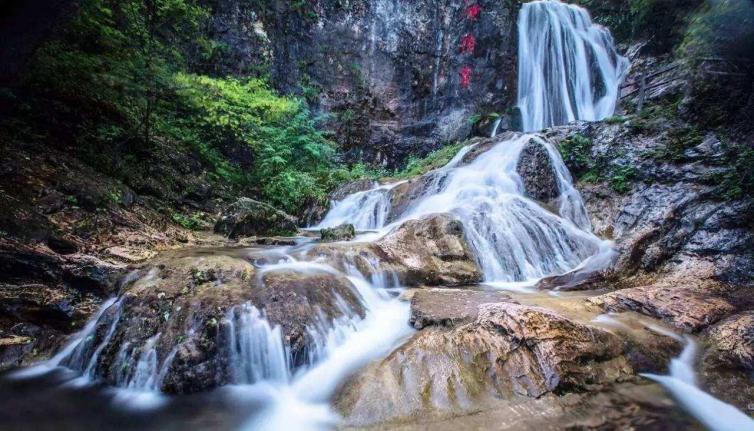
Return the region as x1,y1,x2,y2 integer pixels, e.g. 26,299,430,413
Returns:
389,143,464,180
0,0,364,218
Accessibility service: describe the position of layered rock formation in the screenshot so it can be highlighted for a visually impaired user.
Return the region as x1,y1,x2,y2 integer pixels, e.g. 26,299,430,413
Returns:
208,0,519,166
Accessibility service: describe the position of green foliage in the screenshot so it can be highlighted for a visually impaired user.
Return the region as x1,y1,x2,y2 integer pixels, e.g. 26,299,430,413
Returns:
558,134,595,179
609,165,639,194
576,0,702,52
681,0,754,60
5,0,352,220
604,115,627,125
163,73,338,215
390,143,464,180
171,211,205,230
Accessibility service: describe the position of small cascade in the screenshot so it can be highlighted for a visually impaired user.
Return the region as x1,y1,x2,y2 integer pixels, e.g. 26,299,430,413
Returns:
517,0,628,132
316,182,399,230
642,339,754,431
224,304,291,385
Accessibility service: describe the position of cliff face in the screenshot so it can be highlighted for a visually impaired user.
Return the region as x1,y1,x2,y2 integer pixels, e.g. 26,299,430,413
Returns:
207,0,519,167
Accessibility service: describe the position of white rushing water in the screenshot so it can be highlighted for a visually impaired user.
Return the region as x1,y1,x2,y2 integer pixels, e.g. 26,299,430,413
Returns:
517,0,629,132
234,261,413,431
642,338,754,431
319,133,611,284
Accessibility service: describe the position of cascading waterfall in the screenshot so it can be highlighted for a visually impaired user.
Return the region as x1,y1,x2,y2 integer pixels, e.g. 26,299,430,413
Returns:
316,182,398,230
320,134,608,285
517,0,629,132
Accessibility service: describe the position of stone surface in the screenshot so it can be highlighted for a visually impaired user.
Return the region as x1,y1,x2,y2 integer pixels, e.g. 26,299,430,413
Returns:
409,288,512,329
588,282,737,333
516,138,560,204
705,311,754,370
336,302,632,427
320,223,355,242
214,197,298,239
84,251,365,394
208,0,519,167
307,213,481,287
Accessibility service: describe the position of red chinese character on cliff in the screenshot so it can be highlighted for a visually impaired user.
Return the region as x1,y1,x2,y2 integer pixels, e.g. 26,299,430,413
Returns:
465,4,481,20
459,33,476,54
459,65,472,88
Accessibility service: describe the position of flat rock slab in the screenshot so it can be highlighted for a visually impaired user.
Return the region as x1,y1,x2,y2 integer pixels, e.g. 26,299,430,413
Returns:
588,283,736,332
409,288,513,329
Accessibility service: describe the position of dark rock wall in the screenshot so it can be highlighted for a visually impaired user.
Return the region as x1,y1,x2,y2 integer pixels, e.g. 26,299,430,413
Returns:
206,0,519,167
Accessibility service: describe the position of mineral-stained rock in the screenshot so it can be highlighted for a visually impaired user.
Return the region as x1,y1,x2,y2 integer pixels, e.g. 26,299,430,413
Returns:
704,311,754,370
588,282,736,332
307,213,482,286
214,197,298,239
516,137,560,204
320,223,355,242
336,302,632,426
409,288,512,329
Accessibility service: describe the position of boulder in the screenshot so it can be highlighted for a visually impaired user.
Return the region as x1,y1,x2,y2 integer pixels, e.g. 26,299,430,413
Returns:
73,252,365,394
336,302,632,427
704,311,754,370
516,138,560,204
320,223,355,242
214,198,298,239
307,213,482,287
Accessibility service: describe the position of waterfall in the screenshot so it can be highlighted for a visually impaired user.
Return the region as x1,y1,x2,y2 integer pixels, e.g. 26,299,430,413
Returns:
316,182,399,230
320,134,607,284
517,0,628,132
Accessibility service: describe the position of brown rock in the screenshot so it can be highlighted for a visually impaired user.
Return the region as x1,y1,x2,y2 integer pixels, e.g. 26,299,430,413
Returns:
705,311,754,370
409,288,512,329
337,302,632,426
308,213,482,287
588,283,736,332
79,251,366,394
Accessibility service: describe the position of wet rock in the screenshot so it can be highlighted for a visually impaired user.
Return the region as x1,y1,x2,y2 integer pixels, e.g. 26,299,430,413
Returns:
216,1,519,166
88,252,365,393
214,197,298,239
516,138,560,204
588,282,736,332
409,288,512,329
320,223,355,242
337,302,632,426
704,311,754,370
376,214,482,286
309,214,481,287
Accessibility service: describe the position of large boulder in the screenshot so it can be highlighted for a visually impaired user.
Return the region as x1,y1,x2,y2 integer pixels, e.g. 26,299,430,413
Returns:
307,213,482,286
516,138,560,205
336,302,632,427
214,198,298,239
71,251,365,394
